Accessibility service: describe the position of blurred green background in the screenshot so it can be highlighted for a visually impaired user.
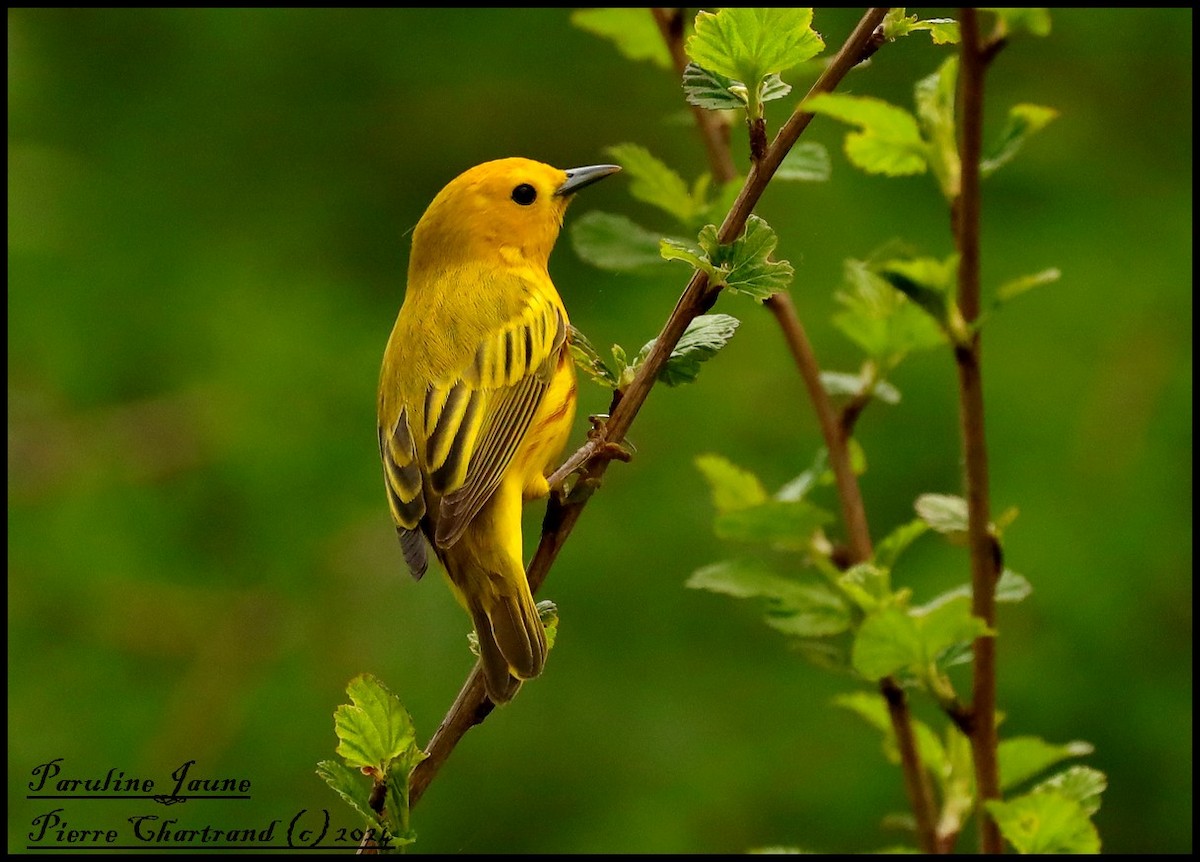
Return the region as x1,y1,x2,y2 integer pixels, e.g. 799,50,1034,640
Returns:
8,8,1191,854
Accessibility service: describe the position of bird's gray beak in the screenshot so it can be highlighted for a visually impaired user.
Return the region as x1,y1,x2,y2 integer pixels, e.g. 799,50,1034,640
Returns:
555,164,622,196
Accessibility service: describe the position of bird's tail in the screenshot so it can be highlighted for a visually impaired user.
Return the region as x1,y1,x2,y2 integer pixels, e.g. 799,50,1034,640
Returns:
463,575,546,704
440,535,547,705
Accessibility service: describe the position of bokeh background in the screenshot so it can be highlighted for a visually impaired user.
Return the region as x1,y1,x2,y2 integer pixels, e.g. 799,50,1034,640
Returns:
8,8,1191,854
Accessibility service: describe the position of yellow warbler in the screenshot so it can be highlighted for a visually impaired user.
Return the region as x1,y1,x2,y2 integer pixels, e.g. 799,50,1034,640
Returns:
377,157,619,704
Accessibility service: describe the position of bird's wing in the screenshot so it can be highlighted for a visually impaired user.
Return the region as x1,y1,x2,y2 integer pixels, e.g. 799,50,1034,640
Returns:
379,406,429,578
426,291,567,548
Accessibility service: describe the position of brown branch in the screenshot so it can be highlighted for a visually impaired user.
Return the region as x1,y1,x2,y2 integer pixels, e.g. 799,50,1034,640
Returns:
651,7,738,184
955,8,1003,854
764,292,871,564
405,8,895,812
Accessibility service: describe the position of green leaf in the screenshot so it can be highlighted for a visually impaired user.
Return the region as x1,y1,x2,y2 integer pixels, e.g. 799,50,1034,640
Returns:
852,606,923,680
776,142,832,182
833,259,947,363
759,73,792,104
570,211,675,272
638,313,741,387
687,559,851,637
986,791,1100,854
982,103,1059,176
915,493,969,536
334,674,422,775
682,62,747,110
805,93,928,176
659,235,710,272
996,267,1061,303
536,599,559,652
663,216,793,301
570,8,673,70
695,453,768,513
877,255,958,327
567,324,618,389
606,143,702,226
316,760,378,827
984,8,1053,38
1034,766,1107,816
834,691,947,776
838,562,892,611
882,9,960,44
853,593,989,681
714,499,833,550
914,57,961,199
911,593,991,662
995,569,1033,603
687,8,824,118
999,736,1095,792
716,215,795,300
874,519,929,571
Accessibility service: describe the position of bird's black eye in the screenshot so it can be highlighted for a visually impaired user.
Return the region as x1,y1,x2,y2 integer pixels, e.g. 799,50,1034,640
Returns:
511,183,537,206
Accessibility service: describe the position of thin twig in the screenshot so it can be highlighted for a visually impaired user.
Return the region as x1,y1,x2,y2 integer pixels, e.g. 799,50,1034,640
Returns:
407,5,896,818
650,7,737,184
955,7,1003,854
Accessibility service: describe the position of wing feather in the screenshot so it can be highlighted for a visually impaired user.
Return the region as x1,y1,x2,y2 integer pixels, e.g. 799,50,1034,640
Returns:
434,301,566,548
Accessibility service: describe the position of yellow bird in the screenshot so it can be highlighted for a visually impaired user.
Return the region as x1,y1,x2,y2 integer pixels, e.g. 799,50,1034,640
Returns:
378,158,620,704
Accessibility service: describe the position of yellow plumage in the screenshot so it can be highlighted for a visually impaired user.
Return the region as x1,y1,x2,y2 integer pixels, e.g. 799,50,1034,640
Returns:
378,157,619,703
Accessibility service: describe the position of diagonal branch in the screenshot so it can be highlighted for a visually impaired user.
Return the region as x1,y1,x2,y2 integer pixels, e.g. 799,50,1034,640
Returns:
407,6,893,814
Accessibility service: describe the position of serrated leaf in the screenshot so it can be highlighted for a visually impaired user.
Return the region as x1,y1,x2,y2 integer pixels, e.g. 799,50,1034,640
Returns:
915,493,969,535
874,519,929,571
806,93,928,176
527,599,558,652
571,8,673,69
316,760,378,827
567,325,618,389
759,73,792,104
334,674,421,774
606,143,702,226
659,236,711,272
777,142,832,182
996,267,1061,302
985,8,1053,38
986,791,1100,854
714,499,833,550
999,736,1094,792
914,57,961,199
664,216,793,301
695,453,768,513
719,214,794,300
639,313,740,387
982,103,1059,176
687,8,824,118
683,62,747,110
570,211,674,272
1034,766,1107,816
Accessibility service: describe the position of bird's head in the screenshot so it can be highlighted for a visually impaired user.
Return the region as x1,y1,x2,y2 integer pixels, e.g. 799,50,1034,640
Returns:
409,157,620,274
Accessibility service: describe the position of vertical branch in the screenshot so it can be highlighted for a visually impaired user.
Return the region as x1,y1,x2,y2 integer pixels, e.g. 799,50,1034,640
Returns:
955,8,1003,854
659,8,938,853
